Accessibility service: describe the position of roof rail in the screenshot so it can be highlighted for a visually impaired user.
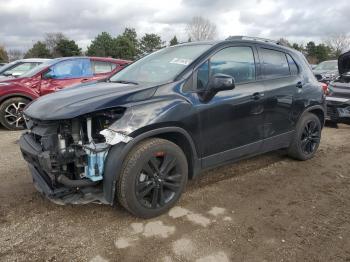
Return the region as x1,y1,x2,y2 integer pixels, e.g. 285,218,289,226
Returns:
226,36,281,45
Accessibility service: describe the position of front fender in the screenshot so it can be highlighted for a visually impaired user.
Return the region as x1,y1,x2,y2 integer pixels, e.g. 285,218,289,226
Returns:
0,84,39,103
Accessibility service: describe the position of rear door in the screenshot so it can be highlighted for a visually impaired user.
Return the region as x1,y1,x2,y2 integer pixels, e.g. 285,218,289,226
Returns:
40,58,93,95
257,46,302,146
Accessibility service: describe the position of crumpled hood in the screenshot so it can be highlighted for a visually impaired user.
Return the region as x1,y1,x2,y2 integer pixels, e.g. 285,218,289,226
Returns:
338,51,350,75
24,81,157,120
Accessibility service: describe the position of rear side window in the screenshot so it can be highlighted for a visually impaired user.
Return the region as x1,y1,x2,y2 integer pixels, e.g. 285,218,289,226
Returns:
92,61,117,74
260,48,290,79
48,59,93,79
286,54,298,75
210,46,256,83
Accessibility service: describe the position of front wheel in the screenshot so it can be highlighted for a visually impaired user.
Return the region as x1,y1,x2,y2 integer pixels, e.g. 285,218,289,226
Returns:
288,113,322,160
0,97,30,130
117,138,188,218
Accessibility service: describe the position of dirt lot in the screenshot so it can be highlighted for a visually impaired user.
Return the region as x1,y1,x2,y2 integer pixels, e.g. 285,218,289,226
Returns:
0,125,349,262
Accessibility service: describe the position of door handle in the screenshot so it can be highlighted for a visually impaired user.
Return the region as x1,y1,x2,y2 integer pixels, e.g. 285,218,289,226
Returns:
251,92,264,100
296,81,303,88
81,78,90,82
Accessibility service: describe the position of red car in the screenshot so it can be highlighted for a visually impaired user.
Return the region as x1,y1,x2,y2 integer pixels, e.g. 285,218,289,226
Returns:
0,57,131,130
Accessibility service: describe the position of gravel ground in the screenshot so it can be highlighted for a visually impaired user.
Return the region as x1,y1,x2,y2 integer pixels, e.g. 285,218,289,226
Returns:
0,125,349,262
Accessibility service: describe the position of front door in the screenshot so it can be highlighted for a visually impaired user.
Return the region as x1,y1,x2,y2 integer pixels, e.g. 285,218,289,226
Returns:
194,45,265,168
40,58,94,96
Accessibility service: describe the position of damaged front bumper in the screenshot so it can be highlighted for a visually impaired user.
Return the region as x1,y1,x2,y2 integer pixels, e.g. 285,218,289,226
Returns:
326,96,350,124
19,133,108,205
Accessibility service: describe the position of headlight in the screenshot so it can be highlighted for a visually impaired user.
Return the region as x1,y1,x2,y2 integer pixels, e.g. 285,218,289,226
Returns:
0,82,10,86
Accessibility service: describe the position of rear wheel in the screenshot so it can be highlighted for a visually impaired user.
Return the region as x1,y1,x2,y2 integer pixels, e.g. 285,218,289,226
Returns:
0,97,30,130
288,113,322,160
117,138,188,218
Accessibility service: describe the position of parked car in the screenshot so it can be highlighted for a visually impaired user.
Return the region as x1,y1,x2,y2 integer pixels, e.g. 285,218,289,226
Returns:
0,58,51,79
0,62,7,68
0,56,131,130
326,51,350,125
19,37,326,218
313,60,338,84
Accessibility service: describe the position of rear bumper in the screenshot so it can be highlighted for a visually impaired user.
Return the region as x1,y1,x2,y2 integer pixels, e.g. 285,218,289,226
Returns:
326,97,350,124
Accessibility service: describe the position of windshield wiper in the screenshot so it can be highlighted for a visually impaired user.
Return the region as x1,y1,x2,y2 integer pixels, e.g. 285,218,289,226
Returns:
109,79,139,85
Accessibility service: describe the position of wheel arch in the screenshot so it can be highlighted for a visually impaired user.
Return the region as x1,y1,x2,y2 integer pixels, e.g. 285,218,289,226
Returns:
0,93,34,104
298,105,326,128
103,126,200,204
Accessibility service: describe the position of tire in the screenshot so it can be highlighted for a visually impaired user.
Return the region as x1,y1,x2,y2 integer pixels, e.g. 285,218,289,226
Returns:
288,112,322,160
117,138,188,218
0,97,30,130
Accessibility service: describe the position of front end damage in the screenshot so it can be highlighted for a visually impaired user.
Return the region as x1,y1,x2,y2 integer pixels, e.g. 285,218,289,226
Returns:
19,107,132,205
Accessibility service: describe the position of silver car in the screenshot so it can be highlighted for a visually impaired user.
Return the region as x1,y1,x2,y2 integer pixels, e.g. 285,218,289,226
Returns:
0,58,51,79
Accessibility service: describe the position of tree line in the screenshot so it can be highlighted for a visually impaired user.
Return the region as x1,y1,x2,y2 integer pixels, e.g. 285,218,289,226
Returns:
0,16,349,65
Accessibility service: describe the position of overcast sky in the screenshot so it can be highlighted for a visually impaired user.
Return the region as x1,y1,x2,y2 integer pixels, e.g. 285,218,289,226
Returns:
1,0,349,51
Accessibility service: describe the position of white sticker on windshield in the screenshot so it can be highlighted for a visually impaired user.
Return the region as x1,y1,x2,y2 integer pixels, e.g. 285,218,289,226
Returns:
170,58,192,65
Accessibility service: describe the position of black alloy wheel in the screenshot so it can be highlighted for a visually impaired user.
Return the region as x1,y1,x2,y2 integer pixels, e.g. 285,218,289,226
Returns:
300,119,321,155
136,152,182,209
117,138,188,218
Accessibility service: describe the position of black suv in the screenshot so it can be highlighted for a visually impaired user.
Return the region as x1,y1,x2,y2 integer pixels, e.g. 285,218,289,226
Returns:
19,37,326,218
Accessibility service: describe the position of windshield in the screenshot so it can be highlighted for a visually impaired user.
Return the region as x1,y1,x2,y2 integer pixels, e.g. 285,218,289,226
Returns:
20,60,56,78
314,61,338,71
0,61,19,75
109,44,211,85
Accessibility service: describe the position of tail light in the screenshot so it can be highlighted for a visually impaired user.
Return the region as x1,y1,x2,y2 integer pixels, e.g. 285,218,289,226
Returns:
321,83,329,95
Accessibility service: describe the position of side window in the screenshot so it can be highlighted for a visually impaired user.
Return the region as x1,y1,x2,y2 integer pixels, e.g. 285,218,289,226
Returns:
197,61,209,89
48,59,93,79
286,54,298,75
92,61,116,74
210,46,256,84
260,48,290,79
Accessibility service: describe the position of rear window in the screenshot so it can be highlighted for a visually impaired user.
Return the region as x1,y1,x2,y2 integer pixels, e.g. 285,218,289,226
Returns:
260,48,290,79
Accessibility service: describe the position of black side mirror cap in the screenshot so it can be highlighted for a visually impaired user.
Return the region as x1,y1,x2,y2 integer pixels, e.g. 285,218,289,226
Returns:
209,74,235,92
198,74,236,103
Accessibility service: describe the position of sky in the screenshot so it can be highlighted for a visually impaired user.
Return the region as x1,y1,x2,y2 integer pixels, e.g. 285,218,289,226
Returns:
0,0,349,51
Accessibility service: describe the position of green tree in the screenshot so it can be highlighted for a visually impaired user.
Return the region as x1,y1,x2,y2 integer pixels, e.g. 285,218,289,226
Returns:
292,43,304,52
24,41,51,58
139,33,163,54
170,36,179,46
121,28,139,58
54,39,81,57
87,32,116,57
45,32,67,56
114,36,135,60
315,44,332,62
0,45,9,62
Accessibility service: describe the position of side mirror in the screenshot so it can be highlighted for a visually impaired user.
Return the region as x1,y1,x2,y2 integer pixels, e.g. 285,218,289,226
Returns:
209,74,235,92
198,74,235,102
43,70,55,79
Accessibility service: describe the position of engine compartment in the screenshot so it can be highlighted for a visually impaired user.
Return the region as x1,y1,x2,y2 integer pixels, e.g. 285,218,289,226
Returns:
25,107,126,188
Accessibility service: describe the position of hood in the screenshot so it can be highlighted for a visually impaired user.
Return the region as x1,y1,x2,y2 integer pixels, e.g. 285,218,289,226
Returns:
24,81,157,120
338,51,350,75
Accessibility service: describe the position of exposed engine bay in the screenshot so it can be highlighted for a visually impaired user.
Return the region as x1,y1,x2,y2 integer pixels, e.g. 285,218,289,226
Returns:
20,107,132,204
